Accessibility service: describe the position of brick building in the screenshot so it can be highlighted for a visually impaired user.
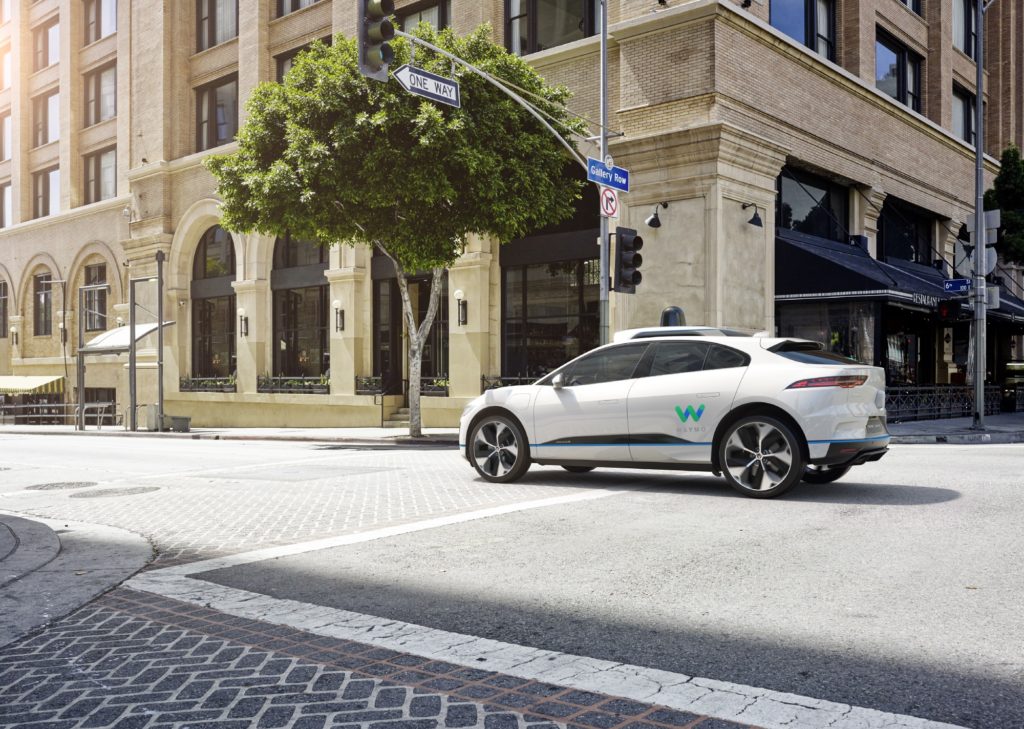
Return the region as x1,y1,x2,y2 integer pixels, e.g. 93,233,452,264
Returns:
0,0,1022,426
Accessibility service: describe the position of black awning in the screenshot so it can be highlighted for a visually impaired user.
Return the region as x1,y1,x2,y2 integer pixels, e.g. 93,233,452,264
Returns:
776,233,948,310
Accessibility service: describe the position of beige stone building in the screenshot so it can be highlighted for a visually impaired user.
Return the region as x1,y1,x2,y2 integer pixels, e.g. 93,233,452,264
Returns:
0,0,1022,426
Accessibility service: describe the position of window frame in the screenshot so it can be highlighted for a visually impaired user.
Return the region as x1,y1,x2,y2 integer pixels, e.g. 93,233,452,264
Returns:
776,166,850,244
556,343,650,387
32,90,60,147
875,29,922,112
0,280,7,337
898,0,922,14
397,0,451,31
952,84,976,144
196,0,238,52
953,0,977,59
277,0,321,18
0,182,11,228
33,273,53,336
32,166,60,218
84,0,117,44
504,0,601,57
84,62,117,127
769,0,836,62
195,74,239,152
83,146,117,204
33,17,59,71
0,112,10,160
274,36,331,82
84,263,108,331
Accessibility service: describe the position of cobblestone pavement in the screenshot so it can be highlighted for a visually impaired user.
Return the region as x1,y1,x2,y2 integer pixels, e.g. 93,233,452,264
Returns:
0,589,752,729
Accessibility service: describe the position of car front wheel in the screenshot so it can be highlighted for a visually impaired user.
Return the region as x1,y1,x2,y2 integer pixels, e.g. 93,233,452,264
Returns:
719,415,805,498
470,414,531,483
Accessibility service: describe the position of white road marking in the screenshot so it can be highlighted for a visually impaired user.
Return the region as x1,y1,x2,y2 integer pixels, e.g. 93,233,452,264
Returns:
125,489,967,729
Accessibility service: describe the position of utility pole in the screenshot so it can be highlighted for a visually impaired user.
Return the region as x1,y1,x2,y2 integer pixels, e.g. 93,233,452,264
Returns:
598,0,609,346
971,0,993,429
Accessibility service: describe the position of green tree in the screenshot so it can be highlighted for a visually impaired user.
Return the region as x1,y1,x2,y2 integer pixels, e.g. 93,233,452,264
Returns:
985,144,1024,265
206,24,585,436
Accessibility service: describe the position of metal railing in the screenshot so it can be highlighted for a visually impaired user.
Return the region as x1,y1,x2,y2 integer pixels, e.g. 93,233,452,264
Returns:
355,376,385,395
354,377,448,396
886,385,1001,422
257,375,329,394
179,376,237,393
481,375,536,391
0,402,118,428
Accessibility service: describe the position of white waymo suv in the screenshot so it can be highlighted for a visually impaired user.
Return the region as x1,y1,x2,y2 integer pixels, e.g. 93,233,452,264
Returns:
459,328,890,498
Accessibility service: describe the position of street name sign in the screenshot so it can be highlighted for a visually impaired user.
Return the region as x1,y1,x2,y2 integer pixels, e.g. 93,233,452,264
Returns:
587,157,630,193
393,64,461,108
599,186,619,219
944,278,971,294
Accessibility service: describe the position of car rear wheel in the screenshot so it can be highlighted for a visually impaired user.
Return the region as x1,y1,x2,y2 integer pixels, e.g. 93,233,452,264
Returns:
470,414,531,483
561,466,595,473
719,415,805,498
802,464,851,484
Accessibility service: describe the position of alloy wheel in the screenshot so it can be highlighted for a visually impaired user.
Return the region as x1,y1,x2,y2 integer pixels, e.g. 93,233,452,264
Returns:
472,418,524,481
723,420,795,492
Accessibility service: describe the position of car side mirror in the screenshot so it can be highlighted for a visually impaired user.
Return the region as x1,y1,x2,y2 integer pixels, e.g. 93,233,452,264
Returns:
552,373,565,390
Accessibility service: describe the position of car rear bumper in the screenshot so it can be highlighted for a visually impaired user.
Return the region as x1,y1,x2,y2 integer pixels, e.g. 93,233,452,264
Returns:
810,437,890,467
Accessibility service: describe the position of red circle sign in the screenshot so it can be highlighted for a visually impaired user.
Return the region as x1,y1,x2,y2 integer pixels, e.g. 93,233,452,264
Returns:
600,187,618,217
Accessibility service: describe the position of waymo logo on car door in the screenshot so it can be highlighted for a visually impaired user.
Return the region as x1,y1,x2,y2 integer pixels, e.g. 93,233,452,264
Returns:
675,404,705,423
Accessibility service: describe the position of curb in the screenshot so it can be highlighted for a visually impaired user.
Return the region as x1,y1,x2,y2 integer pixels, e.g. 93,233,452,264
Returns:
0,427,460,448
890,432,1024,444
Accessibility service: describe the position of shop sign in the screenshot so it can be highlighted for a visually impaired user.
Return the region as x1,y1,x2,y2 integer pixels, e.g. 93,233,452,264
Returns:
912,293,939,308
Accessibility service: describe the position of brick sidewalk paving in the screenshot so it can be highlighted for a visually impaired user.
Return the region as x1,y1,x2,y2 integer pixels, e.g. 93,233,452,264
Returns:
0,589,752,729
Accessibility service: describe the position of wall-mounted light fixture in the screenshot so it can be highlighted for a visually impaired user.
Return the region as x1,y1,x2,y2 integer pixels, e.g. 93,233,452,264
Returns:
453,289,468,326
645,202,668,229
9,326,17,346
742,202,763,228
237,307,248,337
333,299,345,332
116,316,125,327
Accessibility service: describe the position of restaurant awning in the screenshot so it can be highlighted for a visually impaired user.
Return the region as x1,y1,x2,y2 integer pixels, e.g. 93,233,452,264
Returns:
0,375,65,395
78,322,175,355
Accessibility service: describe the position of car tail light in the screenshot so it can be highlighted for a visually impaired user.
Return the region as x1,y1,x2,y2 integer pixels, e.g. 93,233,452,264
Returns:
786,375,868,389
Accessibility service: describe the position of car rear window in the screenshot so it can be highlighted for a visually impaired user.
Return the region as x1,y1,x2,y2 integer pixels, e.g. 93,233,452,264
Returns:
704,344,750,370
775,350,864,365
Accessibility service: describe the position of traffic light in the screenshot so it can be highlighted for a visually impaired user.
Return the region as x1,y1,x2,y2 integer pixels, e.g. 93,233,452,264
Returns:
614,227,643,294
936,299,966,323
358,0,395,82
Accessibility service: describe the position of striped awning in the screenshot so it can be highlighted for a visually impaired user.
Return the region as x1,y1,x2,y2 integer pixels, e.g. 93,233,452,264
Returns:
0,376,65,395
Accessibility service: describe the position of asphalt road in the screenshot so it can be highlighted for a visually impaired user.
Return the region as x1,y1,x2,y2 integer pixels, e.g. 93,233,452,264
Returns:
198,444,1024,729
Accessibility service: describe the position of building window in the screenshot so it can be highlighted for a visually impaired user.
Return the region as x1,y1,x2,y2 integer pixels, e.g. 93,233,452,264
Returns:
876,31,921,111
777,167,849,244
1,47,10,88
33,91,60,147
196,0,238,52
191,226,236,377
273,236,329,379
0,280,7,338
1,113,10,160
1,0,10,24
84,0,117,43
770,0,835,61
33,273,52,336
33,18,60,71
953,0,977,59
33,166,60,218
502,259,599,378
898,0,922,14
953,85,976,144
1,183,11,228
506,0,601,57
399,1,451,30
84,263,107,331
878,197,935,265
277,0,321,17
196,75,238,152
275,37,331,82
84,147,116,203
84,64,116,126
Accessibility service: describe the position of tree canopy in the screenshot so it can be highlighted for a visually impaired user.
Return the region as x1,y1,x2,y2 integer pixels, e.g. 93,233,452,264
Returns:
985,144,1024,265
205,24,587,270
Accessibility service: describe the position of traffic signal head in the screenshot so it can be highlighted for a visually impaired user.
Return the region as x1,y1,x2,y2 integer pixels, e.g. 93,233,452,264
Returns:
936,299,964,323
614,227,644,294
358,0,395,82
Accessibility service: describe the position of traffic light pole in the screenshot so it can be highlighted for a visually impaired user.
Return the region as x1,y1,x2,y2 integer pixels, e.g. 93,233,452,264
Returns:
971,0,988,429
598,0,610,346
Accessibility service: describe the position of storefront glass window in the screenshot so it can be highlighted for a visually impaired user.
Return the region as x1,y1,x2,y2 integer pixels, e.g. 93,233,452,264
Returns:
272,235,328,378
776,301,876,365
777,167,849,243
191,226,236,377
879,197,935,265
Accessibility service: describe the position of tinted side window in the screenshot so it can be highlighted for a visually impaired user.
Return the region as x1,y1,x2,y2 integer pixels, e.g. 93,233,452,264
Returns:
704,344,750,370
565,344,649,386
649,342,710,376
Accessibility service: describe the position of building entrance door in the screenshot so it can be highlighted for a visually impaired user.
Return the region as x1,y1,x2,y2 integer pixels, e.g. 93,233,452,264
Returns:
372,274,449,399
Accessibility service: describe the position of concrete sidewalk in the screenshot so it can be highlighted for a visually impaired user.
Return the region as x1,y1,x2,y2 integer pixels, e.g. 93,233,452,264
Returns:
2,412,1023,445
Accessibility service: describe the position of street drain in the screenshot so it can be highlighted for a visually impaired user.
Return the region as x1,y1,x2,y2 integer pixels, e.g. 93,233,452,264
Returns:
26,481,99,491
69,487,160,499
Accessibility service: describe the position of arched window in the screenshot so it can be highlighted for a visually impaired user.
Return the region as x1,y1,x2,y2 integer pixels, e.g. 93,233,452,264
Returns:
191,226,236,377
271,233,328,380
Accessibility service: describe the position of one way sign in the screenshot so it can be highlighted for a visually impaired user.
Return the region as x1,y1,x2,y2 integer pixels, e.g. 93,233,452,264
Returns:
393,64,461,108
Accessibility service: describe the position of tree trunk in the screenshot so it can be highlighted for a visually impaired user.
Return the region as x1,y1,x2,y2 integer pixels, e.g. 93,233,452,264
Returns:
378,244,444,438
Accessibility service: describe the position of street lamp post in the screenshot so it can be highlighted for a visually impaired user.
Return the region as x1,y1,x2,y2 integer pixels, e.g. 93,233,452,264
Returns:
598,0,609,346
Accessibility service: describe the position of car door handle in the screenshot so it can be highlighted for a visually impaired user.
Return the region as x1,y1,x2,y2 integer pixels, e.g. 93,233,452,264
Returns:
697,392,720,398
599,399,620,404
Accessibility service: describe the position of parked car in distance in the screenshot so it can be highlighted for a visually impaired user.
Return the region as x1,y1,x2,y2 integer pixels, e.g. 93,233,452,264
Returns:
460,330,889,498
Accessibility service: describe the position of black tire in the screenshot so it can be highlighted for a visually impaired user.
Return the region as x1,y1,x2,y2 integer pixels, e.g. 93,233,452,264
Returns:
469,414,531,483
718,415,805,498
561,466,595,474
802,464,851,484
